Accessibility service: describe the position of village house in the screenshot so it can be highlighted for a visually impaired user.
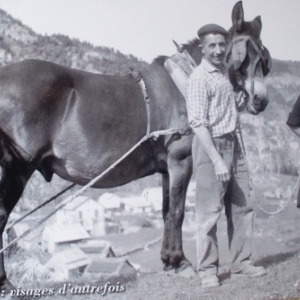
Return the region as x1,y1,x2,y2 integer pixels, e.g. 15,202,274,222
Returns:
121,196,152,214
141,187,162,212
42,223,90,253
186,181,196,199
3,206,56,252
74,239,116,261
98,193,121,217
185,199,195,212
104,217,122,234
4,222,43,251
45,247,91,280
141,185,195,212
83,257,137,282
55,195,105,236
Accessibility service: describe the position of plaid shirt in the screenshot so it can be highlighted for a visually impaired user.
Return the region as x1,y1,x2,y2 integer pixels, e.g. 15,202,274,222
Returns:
186,58,237,137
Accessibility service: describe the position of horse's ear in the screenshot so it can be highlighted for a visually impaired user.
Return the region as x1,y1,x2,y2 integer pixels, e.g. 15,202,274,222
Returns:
252,16,262,37
232,1,244,32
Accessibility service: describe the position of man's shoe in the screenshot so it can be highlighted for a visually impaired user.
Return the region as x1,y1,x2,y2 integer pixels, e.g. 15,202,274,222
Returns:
201,274,221,288
231,264,267,278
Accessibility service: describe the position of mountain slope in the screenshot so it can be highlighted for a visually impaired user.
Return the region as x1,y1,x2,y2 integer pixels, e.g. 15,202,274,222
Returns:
0,9,147,74
239,58,300,176
0,8,299,207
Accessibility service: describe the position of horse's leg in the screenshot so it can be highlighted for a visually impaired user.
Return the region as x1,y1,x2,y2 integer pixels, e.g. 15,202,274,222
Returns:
161,154,193,272
160,173,172,271
0,160,33,297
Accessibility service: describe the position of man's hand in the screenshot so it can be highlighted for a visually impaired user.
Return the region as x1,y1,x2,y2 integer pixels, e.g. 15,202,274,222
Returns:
193,126,231,182
213,157,231,182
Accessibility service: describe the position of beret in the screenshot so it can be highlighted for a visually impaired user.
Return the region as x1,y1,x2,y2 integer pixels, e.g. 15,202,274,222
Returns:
197,24,229,38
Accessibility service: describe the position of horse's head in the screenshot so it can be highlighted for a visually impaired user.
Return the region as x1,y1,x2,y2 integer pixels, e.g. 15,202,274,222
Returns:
226,1,272,114
180,1,271,115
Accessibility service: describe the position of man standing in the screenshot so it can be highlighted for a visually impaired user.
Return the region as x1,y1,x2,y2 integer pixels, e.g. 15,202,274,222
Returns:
185,24,267,288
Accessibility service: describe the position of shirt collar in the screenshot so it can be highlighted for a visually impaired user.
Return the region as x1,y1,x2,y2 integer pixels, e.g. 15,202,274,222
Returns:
202,58,225,74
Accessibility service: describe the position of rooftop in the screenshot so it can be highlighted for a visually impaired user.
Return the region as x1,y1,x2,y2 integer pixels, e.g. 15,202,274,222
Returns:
43,223,90,243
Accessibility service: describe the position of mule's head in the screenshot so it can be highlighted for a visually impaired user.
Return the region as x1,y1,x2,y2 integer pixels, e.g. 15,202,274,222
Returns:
226,1,272,114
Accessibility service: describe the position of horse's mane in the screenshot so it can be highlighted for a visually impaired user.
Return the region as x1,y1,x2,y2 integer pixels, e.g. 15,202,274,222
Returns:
152,55,169,66
152,38,203,66
182,38,202,65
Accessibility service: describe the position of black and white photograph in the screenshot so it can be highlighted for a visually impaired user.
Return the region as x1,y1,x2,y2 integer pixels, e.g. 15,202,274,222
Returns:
0,0,299,299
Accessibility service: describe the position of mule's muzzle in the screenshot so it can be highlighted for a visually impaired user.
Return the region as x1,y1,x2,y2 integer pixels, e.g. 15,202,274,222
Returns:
244,79,270,115
246,94,269,115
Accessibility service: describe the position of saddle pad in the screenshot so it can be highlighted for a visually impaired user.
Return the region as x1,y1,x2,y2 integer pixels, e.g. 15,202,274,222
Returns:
164,52,196,98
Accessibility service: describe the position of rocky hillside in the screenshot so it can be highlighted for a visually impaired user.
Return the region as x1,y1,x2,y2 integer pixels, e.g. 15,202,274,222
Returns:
0,9,147,75
0,9,151,209
240,58,300,176
0,8,300,209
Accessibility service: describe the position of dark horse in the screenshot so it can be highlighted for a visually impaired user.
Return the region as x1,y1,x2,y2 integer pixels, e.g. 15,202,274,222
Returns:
0,1,271,294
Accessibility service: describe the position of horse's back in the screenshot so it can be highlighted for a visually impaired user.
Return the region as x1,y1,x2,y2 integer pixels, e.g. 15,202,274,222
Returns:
0,59,170,186
0,59,147,140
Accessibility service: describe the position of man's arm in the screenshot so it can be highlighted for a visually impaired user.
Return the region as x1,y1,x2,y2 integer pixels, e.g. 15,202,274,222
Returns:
186,75,230,182
192,126,230,182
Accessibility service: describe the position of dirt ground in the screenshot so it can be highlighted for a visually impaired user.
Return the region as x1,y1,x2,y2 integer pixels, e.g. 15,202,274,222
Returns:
127,205,300,275
101,174,300,276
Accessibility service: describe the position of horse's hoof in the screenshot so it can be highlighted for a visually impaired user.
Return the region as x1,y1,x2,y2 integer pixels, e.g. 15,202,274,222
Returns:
175,265,197,278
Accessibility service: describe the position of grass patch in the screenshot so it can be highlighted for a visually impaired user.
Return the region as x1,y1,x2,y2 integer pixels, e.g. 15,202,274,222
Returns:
106,252,300,300
4,247,300,300
3,173,300,299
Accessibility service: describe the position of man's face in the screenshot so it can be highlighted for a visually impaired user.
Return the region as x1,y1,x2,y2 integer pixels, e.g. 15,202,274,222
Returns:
201,34,226,67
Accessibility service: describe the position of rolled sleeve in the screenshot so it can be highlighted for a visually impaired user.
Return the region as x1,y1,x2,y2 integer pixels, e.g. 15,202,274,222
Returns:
186,77,209,129
287,95,300,127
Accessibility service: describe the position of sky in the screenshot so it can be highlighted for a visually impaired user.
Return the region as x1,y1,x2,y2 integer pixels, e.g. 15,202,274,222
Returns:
0,0,299,63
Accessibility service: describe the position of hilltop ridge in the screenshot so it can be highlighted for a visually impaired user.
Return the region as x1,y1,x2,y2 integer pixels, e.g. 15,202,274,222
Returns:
0,9,147,75
0,7,299,208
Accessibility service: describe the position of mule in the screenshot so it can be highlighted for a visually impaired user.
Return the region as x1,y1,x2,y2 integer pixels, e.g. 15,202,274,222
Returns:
0,1,270,295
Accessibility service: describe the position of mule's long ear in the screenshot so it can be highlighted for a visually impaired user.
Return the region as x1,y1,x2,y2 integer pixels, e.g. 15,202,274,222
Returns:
252,16,262,38
232,1,244,32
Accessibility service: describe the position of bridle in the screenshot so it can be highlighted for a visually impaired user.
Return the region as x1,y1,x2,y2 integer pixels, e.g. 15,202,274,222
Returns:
225,35,271,96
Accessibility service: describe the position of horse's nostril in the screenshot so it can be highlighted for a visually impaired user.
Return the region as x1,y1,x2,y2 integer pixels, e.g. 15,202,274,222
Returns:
252,94,268,113
253,95,260,106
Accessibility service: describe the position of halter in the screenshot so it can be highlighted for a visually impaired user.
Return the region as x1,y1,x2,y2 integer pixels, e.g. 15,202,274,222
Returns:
225,35,271,96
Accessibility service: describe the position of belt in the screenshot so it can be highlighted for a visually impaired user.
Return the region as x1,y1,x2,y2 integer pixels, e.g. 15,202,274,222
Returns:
218,131,236,138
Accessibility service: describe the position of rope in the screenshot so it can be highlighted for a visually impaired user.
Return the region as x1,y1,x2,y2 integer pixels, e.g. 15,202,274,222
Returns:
236,126,297,216
259,173,300,215
0,128,180,254
5,183,76,231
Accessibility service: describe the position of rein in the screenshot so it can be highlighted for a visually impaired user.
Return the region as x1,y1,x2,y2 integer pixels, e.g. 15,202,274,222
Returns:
5,183,76,231
259,173,300,215
2,70,192,252
1,128,185,254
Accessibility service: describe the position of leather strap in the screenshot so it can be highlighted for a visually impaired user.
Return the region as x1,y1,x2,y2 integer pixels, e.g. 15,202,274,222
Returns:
130,68,151,136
